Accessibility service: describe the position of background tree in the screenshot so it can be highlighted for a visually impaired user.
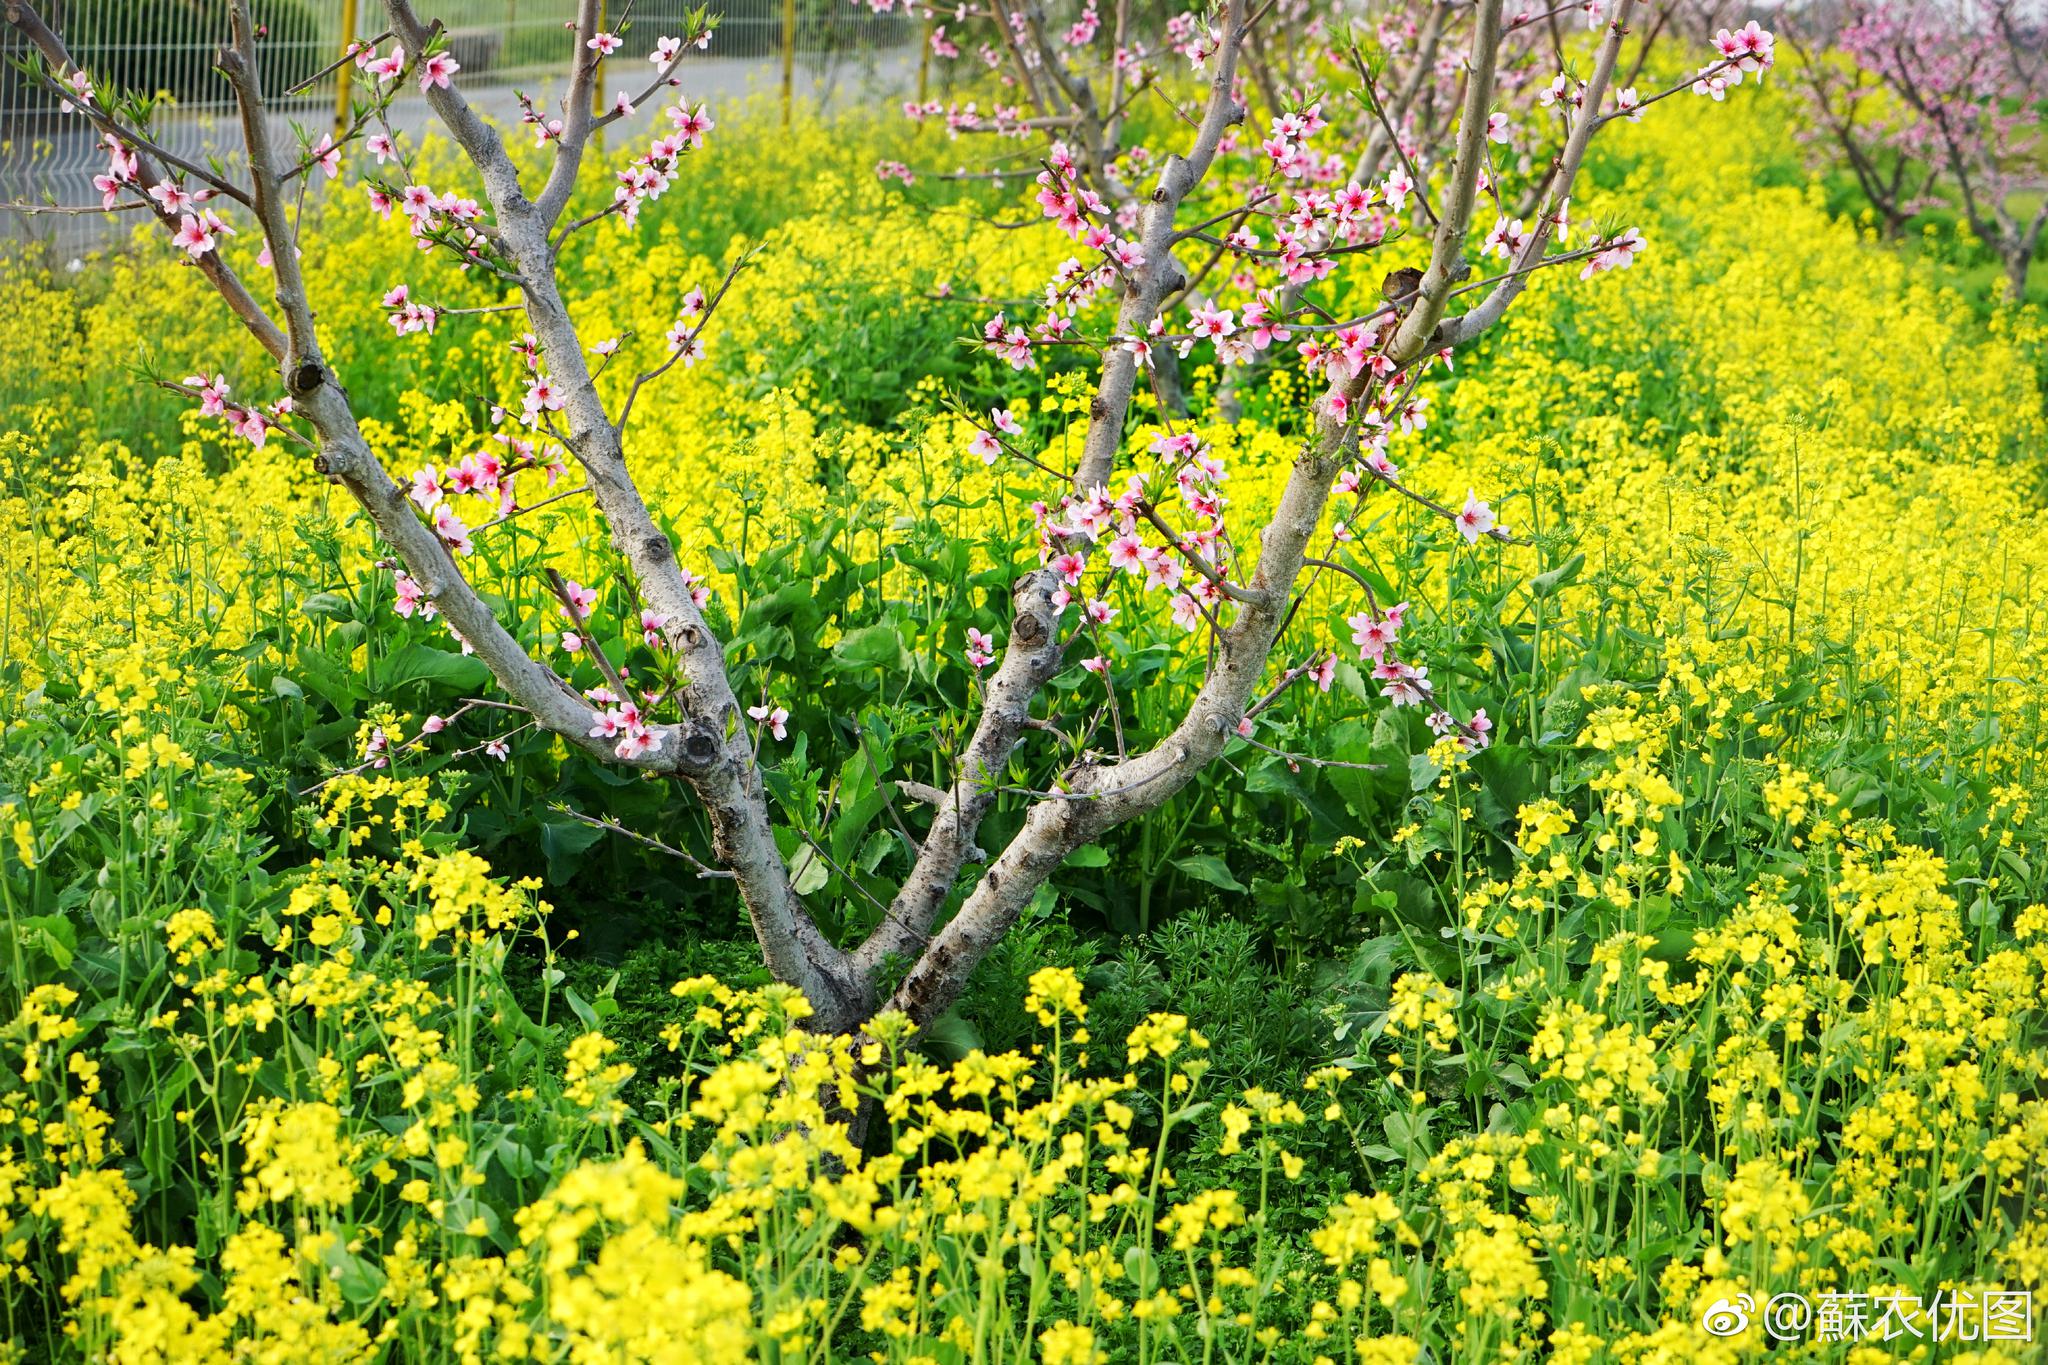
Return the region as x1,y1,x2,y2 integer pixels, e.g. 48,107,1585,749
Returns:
1789,0,2045,297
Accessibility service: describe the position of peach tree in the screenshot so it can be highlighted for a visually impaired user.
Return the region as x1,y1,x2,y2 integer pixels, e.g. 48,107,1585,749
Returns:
2,0,1775,1032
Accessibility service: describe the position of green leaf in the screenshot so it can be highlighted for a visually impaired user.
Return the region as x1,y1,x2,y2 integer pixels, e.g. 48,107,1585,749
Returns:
857,829,894,873
1383,1109,1435,1163
16,914,75,969
323,1245,388,1307
1246,757,1359,841
1026,882,1057,919
538,818,606,884
920,1010,982,1062
788,843,830,896
149,1059,198,1120
301,591,352,619
438,1195,502,1243
564,988,600,1031
292,643,362,711
491,1136,538,1181
1527,551,1585,599
382,644,491,693
830,779,894,869
1068,843,1111,868
833,623,910,672
1171,853,1247,893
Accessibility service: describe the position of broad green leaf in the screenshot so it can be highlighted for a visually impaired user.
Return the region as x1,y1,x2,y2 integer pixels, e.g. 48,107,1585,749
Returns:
382,644,491,693
1171,853,1247,893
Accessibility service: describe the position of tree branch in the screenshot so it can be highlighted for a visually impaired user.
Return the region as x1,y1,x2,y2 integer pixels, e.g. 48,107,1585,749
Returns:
853,0,1256,985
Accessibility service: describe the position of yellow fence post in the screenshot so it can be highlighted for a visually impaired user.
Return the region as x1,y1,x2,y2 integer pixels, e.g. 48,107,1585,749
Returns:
333,0,360,137
781,0,797,127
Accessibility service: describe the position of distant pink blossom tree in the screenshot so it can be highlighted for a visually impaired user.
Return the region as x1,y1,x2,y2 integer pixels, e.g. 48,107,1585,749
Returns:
1794,0,2046,297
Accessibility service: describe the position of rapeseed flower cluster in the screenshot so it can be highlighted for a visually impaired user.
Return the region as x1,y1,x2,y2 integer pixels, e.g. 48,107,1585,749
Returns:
1,738,2040,1362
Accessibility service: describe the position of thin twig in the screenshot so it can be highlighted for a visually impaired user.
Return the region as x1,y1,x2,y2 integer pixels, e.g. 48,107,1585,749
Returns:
1241,735,1385,772
553,802,735,879
615,248,755,433
283,29,396,98
1348,45,1440,229
795,827,895,918
473,483,592,535
545,567,632,701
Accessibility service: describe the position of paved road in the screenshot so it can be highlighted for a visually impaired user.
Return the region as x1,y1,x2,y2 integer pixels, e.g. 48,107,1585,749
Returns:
1,43,919,257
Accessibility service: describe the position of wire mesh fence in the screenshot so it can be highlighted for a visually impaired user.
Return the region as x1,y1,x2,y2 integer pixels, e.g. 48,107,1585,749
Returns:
1,1,921,254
